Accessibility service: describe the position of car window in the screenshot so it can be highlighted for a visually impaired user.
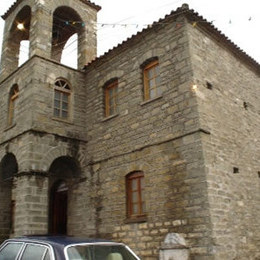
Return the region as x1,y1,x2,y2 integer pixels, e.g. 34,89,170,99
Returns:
20,244,49,260
0,242,23,260
66,244,138,260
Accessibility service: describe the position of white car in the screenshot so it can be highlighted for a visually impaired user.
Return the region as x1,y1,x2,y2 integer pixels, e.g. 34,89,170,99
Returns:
0,235,140,260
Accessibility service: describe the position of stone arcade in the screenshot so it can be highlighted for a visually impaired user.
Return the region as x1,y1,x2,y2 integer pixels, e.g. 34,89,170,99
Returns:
0,1,259,259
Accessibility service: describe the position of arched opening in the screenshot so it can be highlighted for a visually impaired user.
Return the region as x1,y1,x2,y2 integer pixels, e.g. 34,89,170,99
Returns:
48,156,80,235
51,6,84,68
9,6,31,68
49,156,80,178
0,153,18,182
0,153,18,238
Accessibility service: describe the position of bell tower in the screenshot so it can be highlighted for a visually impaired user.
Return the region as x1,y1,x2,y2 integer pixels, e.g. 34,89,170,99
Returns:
0,0,100,239
0,0,100,80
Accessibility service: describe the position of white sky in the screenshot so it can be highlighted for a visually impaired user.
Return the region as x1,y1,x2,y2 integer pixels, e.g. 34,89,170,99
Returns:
0,0,259,67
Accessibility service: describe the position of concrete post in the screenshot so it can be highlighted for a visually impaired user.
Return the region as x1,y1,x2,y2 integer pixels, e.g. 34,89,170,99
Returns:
159,233,190,260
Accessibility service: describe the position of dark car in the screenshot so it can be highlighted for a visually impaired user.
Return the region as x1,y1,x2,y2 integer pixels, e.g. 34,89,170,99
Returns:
0,236,140,260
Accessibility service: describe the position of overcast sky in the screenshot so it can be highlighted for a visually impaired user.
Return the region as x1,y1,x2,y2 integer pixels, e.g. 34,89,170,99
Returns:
0,0,259,67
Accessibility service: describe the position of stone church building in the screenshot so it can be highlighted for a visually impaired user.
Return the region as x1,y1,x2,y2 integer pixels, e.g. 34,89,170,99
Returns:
0,0,259,259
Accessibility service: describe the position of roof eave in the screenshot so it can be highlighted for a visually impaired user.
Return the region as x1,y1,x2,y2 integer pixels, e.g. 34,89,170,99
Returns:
84,4,260,75
1,0,101,20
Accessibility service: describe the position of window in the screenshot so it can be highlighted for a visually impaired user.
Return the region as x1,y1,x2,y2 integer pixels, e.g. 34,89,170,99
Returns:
21,244,50,260
0,243,23,259
8,84,19,125
143,59,161,100
54,79,71,119
126,171,146,219
105,80,118,117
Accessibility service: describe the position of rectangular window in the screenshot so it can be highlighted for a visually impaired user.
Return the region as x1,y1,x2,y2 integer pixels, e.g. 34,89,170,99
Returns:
53,79,71,120
126,171,146,219
143,60,161,101
105,81,118,117
54,90,70,119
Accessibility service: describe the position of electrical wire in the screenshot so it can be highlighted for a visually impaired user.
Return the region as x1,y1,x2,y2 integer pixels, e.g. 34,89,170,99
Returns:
0,0,258,67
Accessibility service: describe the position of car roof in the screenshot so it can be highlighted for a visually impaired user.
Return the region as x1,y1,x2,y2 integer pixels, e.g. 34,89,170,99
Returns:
8,236,116,247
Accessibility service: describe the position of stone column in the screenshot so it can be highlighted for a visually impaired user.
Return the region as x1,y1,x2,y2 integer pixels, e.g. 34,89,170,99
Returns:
29,6,53,59
13,173,49,236
159,233,190,260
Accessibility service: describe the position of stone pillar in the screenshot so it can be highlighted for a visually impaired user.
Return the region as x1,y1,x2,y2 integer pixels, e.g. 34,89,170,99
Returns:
29,5,52,59
159,233,190,260
13,173,49,236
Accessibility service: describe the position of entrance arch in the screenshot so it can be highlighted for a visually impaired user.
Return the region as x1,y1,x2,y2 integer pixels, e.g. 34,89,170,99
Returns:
49,180,68,235
48,156,80,235
0,153,18,238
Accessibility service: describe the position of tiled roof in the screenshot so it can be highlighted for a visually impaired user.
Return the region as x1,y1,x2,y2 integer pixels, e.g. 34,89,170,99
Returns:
85,4,260,74
1,0,101,20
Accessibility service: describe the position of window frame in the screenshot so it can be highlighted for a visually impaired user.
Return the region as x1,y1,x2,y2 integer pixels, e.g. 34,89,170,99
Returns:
0,242,24,259
104,80,118,117
20,243,51,260
8,84,19,126
126,171,146,220
0,241,54,260
143,59,161,101
53,79,71,120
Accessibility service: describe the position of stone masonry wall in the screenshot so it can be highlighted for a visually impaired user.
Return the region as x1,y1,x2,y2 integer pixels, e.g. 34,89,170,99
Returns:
0,56,87,146
0,56,88,237
84,16,196,162
77,17,215,259
0,129,88,237
83,135,213,259
188,23,260,259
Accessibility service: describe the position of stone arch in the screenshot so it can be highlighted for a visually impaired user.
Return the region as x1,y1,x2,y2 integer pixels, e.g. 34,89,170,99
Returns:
39,145,86,172
137,48,165,67
39,146,68,171
48,156,81,235
0,153,18,239
98,70,124,88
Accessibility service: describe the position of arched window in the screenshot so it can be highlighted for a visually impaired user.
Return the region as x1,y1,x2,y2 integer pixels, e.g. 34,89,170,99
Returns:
126,171,146,219
143,59,161,101
104,79,118,117
53,79,71,120
8,84,19,126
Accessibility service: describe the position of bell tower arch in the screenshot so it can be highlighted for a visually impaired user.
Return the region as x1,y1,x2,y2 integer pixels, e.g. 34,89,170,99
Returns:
0,0,101,79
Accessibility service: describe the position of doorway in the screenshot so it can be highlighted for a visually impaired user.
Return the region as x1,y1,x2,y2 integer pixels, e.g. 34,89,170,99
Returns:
49,180,68,235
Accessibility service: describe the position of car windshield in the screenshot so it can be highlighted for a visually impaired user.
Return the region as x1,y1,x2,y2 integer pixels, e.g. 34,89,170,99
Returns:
66,244,138,260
